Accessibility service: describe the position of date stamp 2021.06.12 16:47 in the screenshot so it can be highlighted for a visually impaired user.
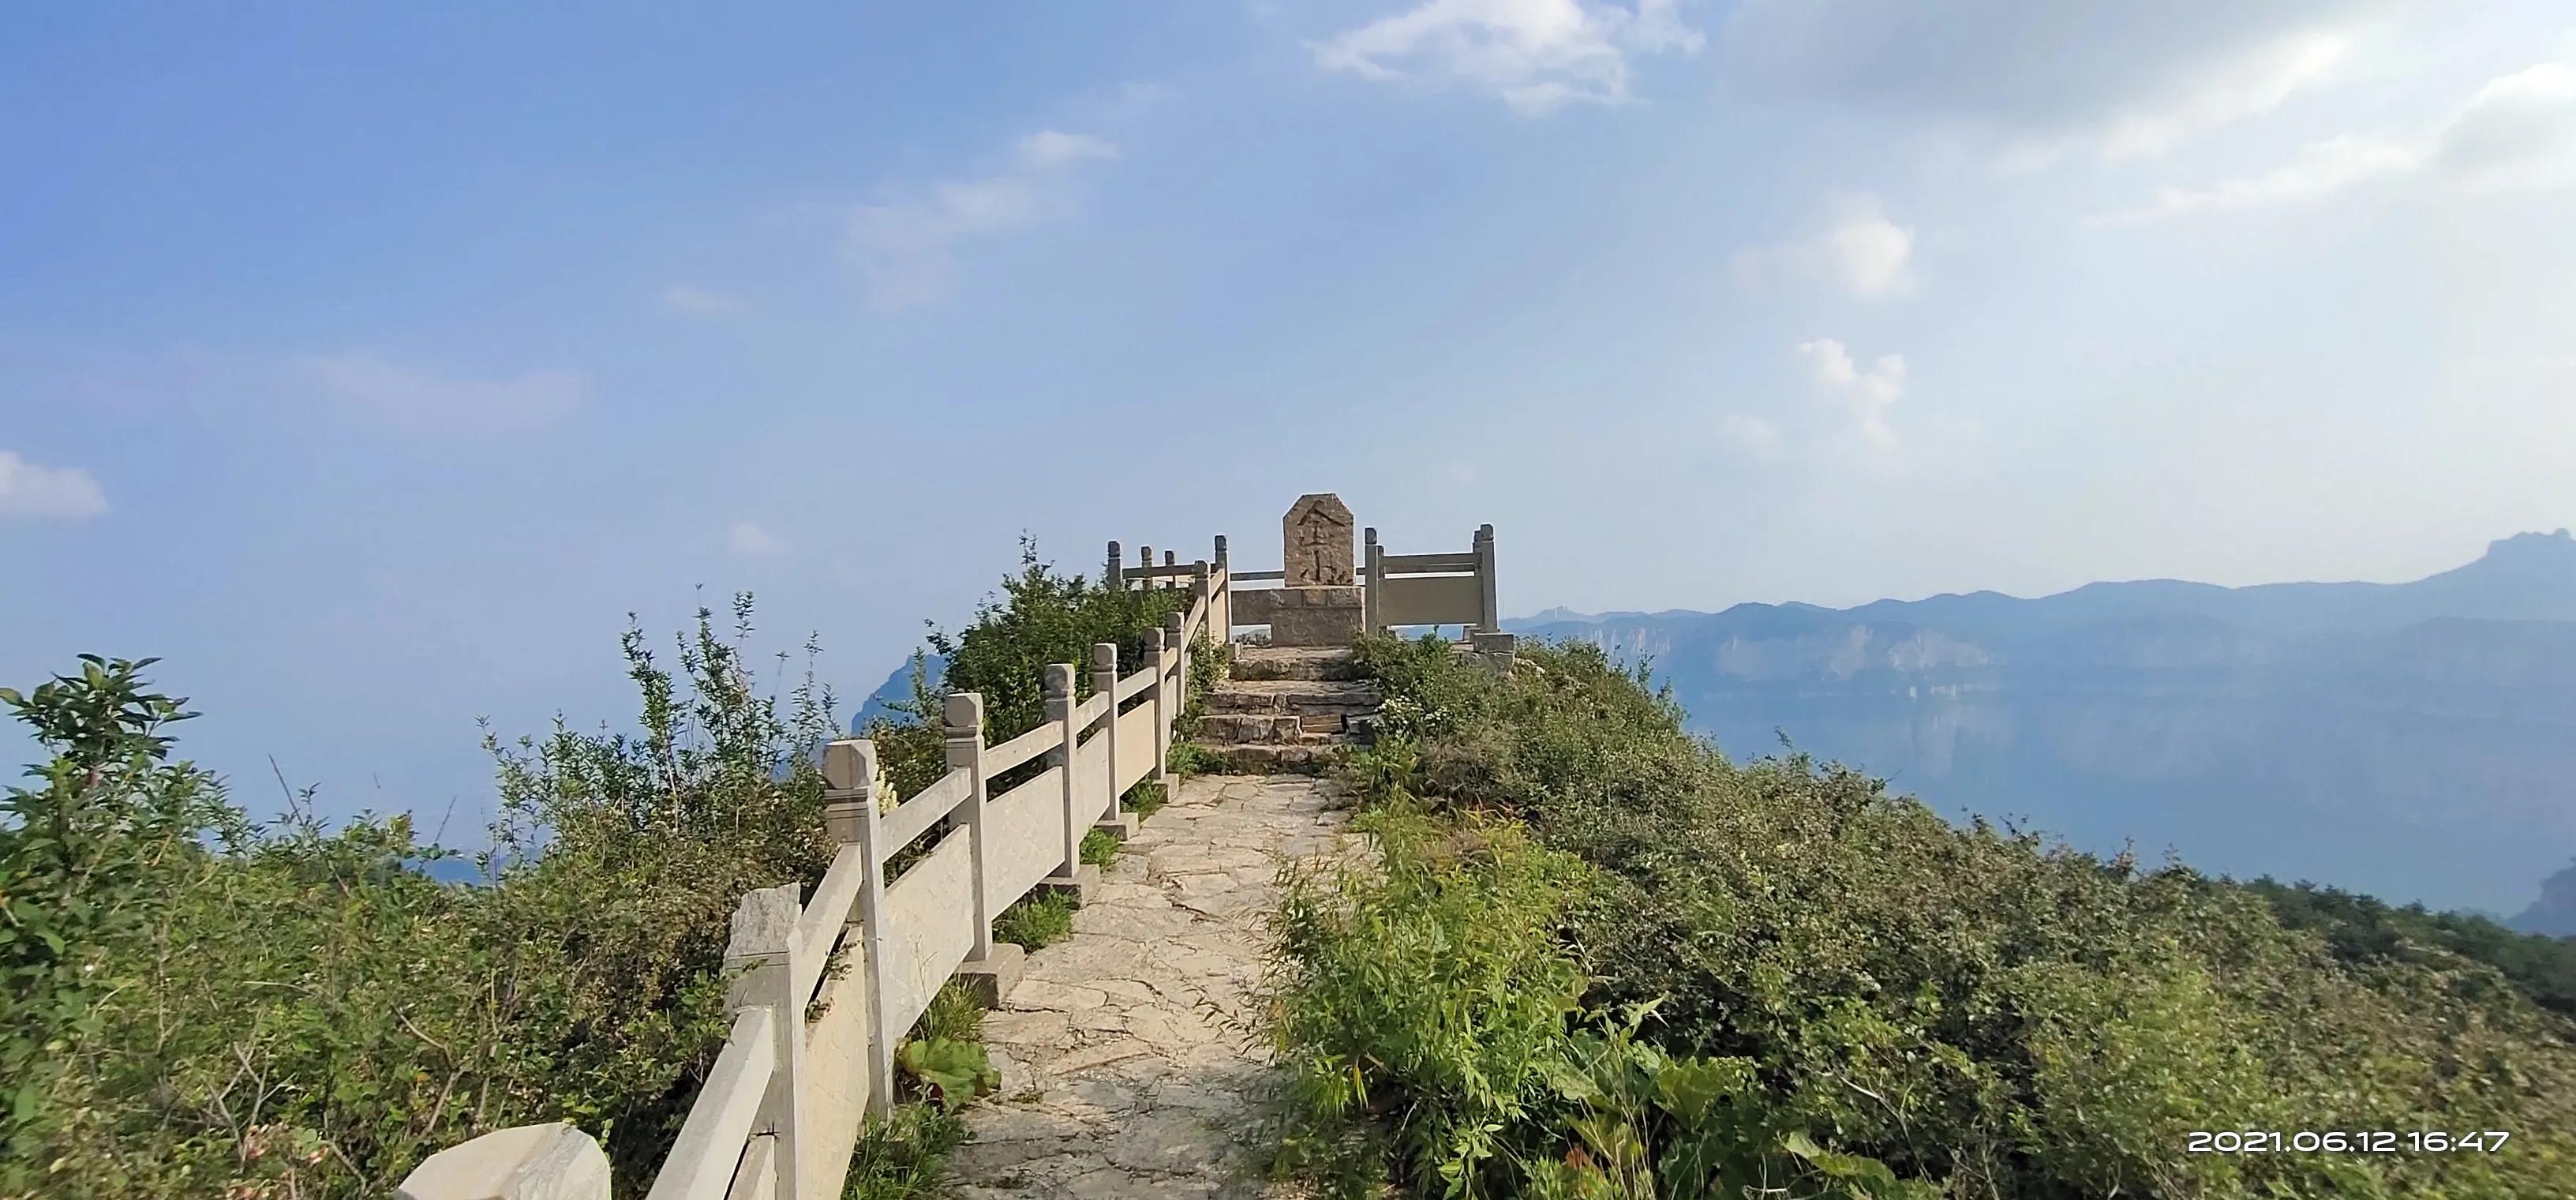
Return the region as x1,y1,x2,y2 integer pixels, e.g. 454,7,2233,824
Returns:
2185,1131,2512,1155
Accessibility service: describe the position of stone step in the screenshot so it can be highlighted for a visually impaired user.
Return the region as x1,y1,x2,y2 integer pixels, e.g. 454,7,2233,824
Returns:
1196,713,1310,744
1229,646,1361,682
1204,679,1380,715
1192,741,1346,775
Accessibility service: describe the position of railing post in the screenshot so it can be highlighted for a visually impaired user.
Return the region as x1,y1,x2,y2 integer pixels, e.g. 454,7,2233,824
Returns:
1163,549,1177,588
1045,663,1080,879
725,884,806,1200
1106,540,1123,592
1144,627,1169,789
943,692,994,965
1092,642,1121,820
399,1123,610,1200
1138,544,1154,591
1164,610,1189,766
1475,523,1499,632
1363,527,1383,632
1212,534,1231,642
822,739,896,1118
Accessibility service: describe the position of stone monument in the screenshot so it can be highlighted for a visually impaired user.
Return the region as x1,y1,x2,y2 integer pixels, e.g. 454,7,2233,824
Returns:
1270,493,1365,645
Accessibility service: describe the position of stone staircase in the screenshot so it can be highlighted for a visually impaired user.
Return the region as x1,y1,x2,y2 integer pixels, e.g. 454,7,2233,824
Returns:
1190,646,1378,774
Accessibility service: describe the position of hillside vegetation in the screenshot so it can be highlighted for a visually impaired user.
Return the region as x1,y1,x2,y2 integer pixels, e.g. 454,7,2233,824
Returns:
0,548,1183,1199
1261,634,2576,1199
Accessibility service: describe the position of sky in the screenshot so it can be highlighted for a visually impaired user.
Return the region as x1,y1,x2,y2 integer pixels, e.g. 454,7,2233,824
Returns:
6,0,2574,833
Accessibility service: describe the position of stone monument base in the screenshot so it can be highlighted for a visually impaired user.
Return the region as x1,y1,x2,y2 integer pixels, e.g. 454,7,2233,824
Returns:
1268,585,1364,647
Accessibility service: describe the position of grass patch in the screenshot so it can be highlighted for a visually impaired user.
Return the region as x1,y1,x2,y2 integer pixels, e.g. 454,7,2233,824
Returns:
993,890,1076,951
907,979,986,1044
1166,741,1227,776
1080,827,1121,868
841,1104,968,1200
1125,780,1170,820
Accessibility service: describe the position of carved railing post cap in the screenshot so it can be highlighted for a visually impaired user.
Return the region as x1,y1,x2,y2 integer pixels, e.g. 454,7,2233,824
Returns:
397,1122,608,1200
944,692,984,729
1091,642,1118,669
1144,628,1166,650
1044,662,1076,695
822,738,878,790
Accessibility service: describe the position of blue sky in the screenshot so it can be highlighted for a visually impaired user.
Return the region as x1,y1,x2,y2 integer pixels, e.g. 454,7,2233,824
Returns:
7,1,2574,833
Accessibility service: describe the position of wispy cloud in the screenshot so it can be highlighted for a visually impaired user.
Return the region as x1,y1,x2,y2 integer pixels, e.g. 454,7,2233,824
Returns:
1720,1,2377,163
2095,59,2576,223
1017,129,1120,169
727,519,786,557
0,450,109,519
1312,0,1704,115
294,352,585,435
847,128,1121,312
661,285,750,316
1714,412,1785,459
1797,338,1906,448
1732,193,1917,298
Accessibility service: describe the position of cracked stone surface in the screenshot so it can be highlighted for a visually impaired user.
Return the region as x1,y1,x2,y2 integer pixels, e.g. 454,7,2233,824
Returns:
949,774,1345,1200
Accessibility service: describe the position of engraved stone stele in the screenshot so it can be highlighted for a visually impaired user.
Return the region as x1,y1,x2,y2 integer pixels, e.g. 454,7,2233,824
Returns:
1282,493,1356,587
1275,493,1364,646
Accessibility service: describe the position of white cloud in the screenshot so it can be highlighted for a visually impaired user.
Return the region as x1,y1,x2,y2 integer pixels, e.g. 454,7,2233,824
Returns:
2095,134,2421,223
1720,0,2384,161
847,129,1120,312
1312,0,1704,114
0,451,108,519
294,353,584,434
661,286,749,316
1017,129,1121,169
2096,59,2576,222
1714,412,1785,458
1732,193,1916,298
1796,338,1906,448
2436,62,2576,192
728,519,787,557
2054,28,2351,163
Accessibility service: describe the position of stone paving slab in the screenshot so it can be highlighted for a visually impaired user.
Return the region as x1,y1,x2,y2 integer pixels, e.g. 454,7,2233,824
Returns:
949,774,1345,1200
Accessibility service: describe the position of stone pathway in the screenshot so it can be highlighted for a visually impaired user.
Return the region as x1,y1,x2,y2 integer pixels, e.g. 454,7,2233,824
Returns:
949,774,1346,1199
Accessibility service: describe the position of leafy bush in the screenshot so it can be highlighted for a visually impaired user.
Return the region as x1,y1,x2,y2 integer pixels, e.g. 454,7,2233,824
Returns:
1080,827,1121,868
1266,632,2576,1199
993,891,1076,951
865,540,1193,805
2245,877,2576,1018
4,538,1204,1199
2,602,843,1198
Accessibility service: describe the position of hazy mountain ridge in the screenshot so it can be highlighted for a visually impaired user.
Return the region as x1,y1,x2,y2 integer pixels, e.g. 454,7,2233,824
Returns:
1508,531,2576,924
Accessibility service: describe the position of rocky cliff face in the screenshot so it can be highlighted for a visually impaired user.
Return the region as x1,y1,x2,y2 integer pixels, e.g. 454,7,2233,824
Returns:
1509,531,2576,917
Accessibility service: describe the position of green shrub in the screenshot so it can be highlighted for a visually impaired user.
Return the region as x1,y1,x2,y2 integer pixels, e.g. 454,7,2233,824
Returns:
1264,803,1934,1199
2,601,843,1198
1126,780,1170,820
1272,631,2576,1199
1080,827,1121,868
994,891,1076,951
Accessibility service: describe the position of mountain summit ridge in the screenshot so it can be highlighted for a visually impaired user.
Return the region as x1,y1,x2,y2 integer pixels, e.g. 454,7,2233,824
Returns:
1501,530,2576,921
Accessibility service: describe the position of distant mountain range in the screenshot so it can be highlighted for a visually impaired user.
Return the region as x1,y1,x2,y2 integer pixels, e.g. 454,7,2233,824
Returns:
852,653,942,733
1507,531,2576,928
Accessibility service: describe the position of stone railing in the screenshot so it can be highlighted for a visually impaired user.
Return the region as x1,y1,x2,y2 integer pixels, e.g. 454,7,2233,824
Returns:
399,579,1219,1200
1117,517,1498,645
